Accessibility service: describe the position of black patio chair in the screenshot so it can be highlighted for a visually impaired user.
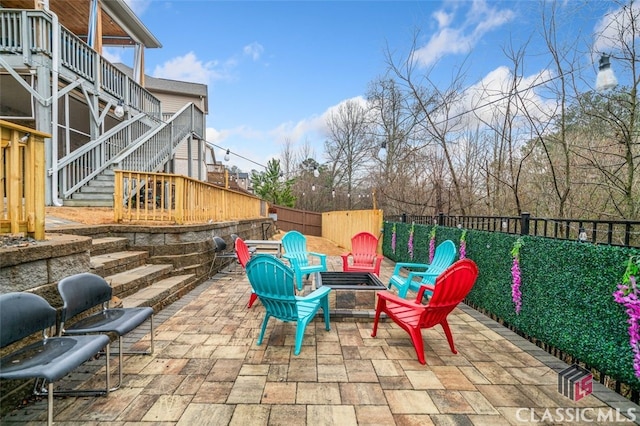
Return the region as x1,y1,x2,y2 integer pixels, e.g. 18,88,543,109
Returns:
0,292,111,426
57,272,154,392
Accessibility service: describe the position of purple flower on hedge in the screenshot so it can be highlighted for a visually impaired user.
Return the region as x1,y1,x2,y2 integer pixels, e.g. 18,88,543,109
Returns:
613,256,640,379
428,225,437,263
511,238,524,314
459,229,467,260
391,223,397,254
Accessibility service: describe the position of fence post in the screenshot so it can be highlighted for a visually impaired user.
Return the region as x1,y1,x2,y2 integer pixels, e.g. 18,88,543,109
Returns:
401,213,407,223
438,212,445,226
521,212,530,236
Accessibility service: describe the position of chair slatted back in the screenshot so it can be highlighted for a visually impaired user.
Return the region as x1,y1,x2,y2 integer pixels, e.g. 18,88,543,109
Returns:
245,254,299,322
281,231,310,267
351,232,378,266
235,237,251,268
420,240,457,282
418,259,478,327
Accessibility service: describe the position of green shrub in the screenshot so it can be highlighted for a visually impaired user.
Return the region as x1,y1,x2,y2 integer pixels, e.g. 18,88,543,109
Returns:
382,221,640,389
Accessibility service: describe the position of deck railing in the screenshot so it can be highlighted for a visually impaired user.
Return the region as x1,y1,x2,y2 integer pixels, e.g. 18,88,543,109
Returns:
0,121,50,240
386,212,640,248
0,9,161,119
114,170,268,224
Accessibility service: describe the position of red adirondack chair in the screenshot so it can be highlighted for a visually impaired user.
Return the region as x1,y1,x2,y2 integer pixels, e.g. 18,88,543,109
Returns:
235,237,258,308
341,231,384,276
371,259,479,364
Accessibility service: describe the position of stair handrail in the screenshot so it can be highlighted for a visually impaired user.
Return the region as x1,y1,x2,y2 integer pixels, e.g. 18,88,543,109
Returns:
111,103,204,172
57,113,159,198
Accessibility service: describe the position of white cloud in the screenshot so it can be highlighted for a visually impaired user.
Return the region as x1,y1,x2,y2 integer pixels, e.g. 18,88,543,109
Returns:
413,0,515,68
152,52,227,85
449,66,557,133
123,0,152,16
102,47,123,65
243,42,264,61
593,2,640,56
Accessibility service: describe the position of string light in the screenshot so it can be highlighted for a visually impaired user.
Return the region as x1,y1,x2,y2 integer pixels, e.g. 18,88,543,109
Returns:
201,139,267,169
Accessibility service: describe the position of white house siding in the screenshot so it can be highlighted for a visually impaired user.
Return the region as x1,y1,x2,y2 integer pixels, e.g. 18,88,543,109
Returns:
174,138,206,180
155,93,205,115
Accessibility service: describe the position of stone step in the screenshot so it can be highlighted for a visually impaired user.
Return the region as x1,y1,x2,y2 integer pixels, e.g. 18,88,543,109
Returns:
105,263,174,299
91,237,128,257
91,250,149,276
120,273,198,311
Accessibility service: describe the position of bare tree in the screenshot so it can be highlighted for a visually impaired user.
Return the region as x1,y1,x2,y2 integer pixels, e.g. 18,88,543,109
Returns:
575,1,640,220
324,99,374,210
385,32,475,216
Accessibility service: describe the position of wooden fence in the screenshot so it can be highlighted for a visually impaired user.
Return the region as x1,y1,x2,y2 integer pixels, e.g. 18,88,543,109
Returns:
270,205,322,236
322,209,384,252
114,170,268,224
0,121,50,240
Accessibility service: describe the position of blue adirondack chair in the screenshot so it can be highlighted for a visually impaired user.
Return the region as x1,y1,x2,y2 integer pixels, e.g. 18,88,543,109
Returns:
281,230,328,291
245,254,331,355
388,239,457,298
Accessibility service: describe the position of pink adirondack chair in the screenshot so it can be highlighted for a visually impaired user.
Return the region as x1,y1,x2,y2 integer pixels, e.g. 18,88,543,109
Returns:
235,237,258,308
341,231,384,276
371,259,479,364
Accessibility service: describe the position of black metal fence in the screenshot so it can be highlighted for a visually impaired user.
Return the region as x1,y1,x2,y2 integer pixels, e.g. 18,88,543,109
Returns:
385,213,640,248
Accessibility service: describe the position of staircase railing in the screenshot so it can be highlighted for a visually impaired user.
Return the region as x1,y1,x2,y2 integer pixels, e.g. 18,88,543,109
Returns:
112,103,203,172
56,113,157,198
56,103,203,200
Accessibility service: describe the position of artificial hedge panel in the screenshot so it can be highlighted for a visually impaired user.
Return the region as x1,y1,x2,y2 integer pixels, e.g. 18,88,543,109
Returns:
381,221,640,390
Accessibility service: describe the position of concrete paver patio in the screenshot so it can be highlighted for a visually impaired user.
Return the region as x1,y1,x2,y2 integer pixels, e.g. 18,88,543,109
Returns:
2,256,639,425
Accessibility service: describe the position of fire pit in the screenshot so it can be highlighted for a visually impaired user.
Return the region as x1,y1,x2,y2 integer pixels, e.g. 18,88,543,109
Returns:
316,272,387,319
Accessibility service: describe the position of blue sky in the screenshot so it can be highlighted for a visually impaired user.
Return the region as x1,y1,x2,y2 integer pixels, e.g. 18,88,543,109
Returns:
104,0,621,172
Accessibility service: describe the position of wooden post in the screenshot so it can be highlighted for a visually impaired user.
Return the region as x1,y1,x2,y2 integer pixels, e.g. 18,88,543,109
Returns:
0,120,51,240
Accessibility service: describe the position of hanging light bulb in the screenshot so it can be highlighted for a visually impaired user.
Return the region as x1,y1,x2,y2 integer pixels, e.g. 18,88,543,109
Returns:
596,54,618,92
224,149,230,162
332,189,335,198
113,100,125,118
313,167,319,178
311,184,316,191
378,141,387,161
19,132,31,143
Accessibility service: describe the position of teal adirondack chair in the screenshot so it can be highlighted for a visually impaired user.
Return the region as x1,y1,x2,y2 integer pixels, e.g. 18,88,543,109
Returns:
245,254,331,355
281,231,328,291
388,239,457,298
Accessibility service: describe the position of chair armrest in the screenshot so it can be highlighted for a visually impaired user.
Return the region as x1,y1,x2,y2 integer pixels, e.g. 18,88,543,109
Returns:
392,262,431,275
377,290,424,309
298,286,331,302
341,253,352,271
416,284,435,301
308,252,327,260
406,270,438,281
